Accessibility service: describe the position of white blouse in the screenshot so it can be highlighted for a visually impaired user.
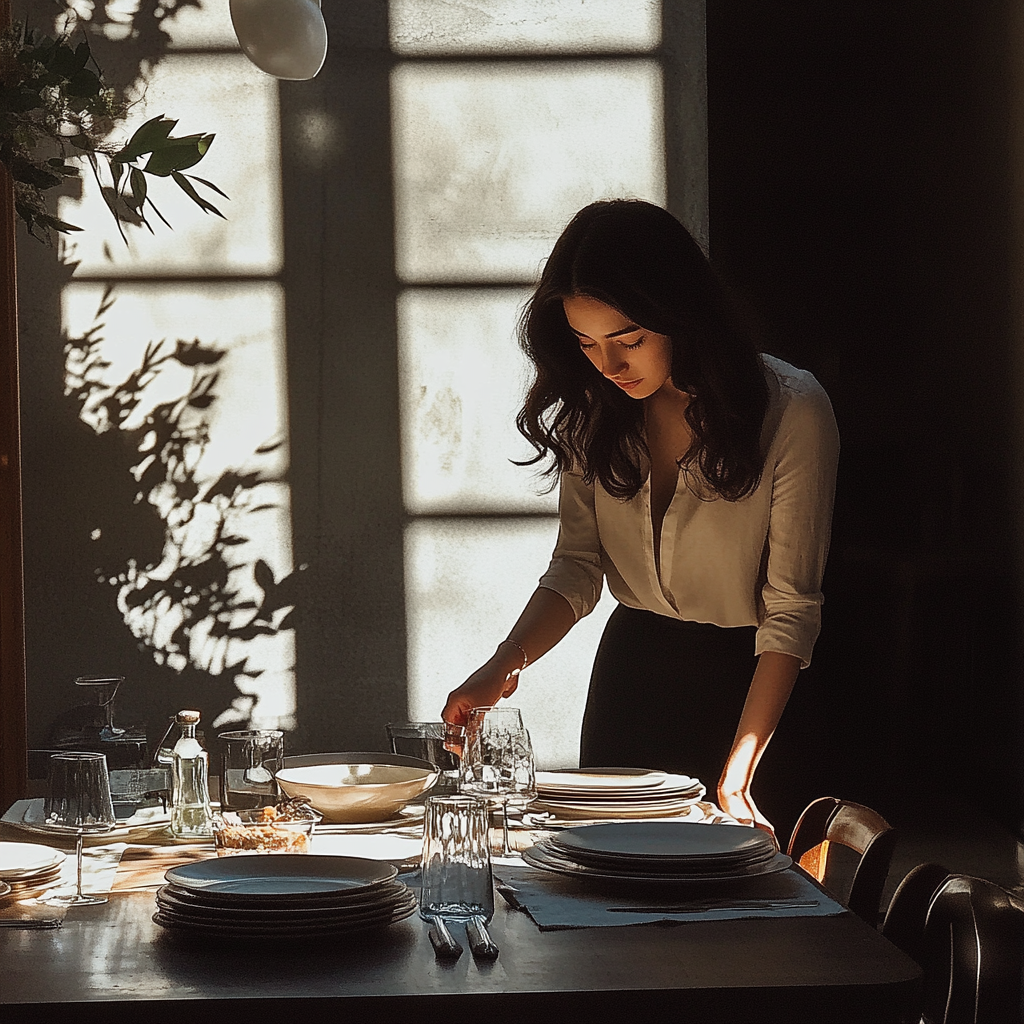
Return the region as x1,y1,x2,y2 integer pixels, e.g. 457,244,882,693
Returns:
537,355,840,668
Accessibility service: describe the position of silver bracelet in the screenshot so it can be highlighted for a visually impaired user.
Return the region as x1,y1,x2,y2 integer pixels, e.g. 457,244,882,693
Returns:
498,638,528,672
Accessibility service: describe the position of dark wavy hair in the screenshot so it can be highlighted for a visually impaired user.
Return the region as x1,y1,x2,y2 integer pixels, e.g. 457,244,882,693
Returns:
516,200,770,501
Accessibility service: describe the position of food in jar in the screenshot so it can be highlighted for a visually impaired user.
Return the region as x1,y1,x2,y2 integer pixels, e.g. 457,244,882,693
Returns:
213,800,319,854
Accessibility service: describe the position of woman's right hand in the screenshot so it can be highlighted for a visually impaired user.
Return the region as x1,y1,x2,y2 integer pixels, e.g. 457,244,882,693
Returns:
441,645,525,729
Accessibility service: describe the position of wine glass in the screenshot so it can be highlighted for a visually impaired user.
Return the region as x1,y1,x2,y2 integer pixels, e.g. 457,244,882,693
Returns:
460,707,536,857
43,752,116,906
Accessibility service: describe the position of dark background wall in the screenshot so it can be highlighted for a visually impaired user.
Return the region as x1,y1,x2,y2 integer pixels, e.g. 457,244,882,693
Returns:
706,4,1024,834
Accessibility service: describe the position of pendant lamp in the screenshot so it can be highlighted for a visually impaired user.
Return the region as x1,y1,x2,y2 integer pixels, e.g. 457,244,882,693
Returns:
229,0,328,81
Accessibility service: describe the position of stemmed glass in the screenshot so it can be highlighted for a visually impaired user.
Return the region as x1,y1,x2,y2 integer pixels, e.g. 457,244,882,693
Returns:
43,752,116,906
459,707,537,857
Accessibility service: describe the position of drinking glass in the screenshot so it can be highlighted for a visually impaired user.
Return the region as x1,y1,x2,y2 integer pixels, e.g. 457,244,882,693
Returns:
43,752,116,906
460,707,536,857
419,795,493,922
386,721,460,796
218,729,284,810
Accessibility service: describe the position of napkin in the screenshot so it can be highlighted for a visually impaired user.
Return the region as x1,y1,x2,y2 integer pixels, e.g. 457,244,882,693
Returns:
310,832,423,868
111,843,216,891
0,898,69,929
495,864,845,930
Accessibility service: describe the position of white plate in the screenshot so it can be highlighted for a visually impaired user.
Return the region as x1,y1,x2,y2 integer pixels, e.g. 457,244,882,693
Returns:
3,799,172,843
536,769,668,793
0,841,66,879
534,794,704,819
310,833,422,865
537,774,703,802
525,803,706,828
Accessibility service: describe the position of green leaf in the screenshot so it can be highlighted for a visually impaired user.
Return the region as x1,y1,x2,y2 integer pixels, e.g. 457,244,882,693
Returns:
144,134,213,176
184,174,230,201
170,170,225,218
47,39,89,78
11,160,62,189
8,87,43,113
144,194,173,231
110,160,126,193
129,166,147,210
67,68,102,98
43,214,83,233
114,115,177,162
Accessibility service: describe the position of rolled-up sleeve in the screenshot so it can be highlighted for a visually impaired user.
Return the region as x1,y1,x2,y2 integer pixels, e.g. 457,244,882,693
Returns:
538,470,605,621
754,380,840,668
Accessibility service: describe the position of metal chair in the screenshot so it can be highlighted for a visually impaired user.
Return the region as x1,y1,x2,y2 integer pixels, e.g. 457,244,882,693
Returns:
787,796,897,925
919,874,1024,1024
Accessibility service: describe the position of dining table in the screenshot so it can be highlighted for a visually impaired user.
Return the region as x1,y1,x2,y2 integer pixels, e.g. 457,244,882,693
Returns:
0,796,922,1024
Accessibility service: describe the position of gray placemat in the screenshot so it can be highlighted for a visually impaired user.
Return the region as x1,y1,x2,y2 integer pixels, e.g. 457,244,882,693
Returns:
0,898,69,929
495,864,845,930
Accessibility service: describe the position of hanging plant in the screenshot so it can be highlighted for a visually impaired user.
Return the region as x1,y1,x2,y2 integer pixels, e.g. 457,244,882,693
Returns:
0,21,226,243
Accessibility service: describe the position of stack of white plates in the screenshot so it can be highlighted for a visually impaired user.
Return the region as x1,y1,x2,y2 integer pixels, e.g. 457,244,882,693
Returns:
0,842,67,900
523,821,790,883
534,769,705,820
154,855,417,938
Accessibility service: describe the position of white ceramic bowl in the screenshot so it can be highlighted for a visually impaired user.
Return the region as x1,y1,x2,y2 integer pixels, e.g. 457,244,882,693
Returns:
275,760,438,823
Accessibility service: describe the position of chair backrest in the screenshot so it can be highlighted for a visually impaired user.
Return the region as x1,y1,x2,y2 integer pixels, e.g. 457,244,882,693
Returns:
787,796,897,925
882,862,951,967
921,874,1024,1024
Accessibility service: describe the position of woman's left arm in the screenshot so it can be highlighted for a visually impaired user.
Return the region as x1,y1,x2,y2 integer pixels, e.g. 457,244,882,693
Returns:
720,371,840,840
717,651,801,839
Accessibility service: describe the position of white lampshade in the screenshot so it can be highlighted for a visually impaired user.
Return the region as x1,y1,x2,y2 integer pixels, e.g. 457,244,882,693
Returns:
230,0,328,81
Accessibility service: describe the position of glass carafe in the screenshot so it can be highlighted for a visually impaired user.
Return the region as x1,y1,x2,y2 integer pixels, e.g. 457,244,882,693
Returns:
170,710,214,838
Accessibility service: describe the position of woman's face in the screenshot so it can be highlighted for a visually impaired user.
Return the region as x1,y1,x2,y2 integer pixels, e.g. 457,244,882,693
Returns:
562,295,673,400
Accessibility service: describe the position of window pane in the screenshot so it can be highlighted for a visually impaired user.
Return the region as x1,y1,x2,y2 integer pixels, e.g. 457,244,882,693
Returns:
62,0,239,47
390,0,661,54
398,288,556,514
59,55,282,276
405,518,616,768
392,60,665,282
61,281,295,731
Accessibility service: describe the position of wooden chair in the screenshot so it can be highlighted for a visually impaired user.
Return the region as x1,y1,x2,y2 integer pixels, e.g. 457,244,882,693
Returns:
919,874,1024,1024
787,796,897,925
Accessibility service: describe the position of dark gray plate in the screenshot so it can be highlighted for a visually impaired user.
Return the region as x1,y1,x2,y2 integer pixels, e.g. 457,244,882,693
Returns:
157,880,411,917
152,896,417,938
552,821,775,862
524,841,792,883
156,884,416,925
164,854,397,901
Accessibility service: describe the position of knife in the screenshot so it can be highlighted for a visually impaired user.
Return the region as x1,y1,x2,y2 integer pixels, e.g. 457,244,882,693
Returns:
466,915,499,960
606,900,818,913
427,916,463,958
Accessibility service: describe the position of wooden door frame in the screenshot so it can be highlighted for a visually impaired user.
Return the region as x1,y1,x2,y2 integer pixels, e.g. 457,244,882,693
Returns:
0,0,29,809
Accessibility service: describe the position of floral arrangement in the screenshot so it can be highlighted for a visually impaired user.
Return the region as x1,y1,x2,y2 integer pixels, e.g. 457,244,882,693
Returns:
0,20,224,242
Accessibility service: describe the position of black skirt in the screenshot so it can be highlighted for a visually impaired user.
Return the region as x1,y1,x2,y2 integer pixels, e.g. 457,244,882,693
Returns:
579,604,822,840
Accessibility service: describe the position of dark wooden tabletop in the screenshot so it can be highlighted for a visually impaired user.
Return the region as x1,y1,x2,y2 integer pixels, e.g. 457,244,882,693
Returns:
2,879,921,1024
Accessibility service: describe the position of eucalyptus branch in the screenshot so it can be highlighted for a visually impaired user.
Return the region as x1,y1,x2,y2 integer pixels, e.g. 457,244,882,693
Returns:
0,21,226,243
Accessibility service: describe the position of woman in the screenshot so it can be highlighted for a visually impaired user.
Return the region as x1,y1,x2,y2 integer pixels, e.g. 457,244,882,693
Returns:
441,199,839,837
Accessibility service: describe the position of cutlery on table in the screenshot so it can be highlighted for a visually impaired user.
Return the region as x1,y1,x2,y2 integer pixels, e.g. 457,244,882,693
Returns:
606,899,818,914
427,916,463,959
465,914,499,960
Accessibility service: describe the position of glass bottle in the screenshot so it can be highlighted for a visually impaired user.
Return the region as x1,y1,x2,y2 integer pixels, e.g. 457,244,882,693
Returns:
170,710,213,838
